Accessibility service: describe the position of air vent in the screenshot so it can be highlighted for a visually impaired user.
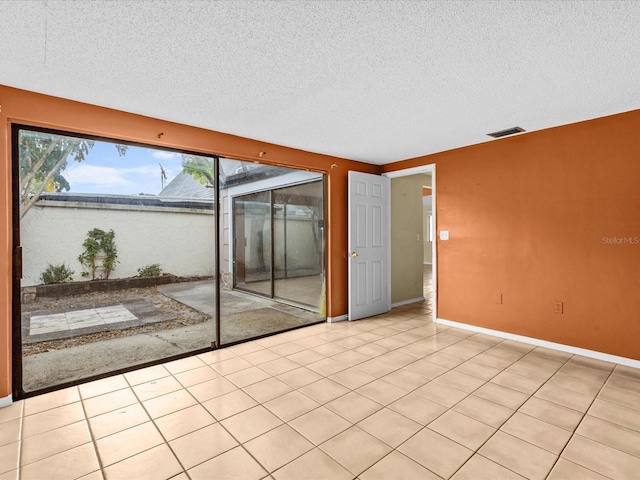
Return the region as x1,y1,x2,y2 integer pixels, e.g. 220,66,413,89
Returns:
487,126,525,138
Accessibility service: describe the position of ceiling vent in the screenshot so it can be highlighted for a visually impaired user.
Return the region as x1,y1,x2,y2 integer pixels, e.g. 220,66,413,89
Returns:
487,126,525,138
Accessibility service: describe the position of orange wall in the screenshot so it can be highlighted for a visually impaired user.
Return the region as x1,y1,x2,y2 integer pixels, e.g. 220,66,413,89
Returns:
384,109,640,361
0,85,378,399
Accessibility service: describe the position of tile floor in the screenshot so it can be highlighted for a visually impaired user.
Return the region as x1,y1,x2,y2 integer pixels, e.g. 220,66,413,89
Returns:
2,300,640,480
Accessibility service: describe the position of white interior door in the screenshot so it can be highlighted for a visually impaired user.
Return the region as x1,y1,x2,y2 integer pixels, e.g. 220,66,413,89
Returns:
348,171,391,320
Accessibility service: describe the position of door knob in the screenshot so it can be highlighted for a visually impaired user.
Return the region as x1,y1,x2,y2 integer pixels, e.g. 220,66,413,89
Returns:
351,252,358,258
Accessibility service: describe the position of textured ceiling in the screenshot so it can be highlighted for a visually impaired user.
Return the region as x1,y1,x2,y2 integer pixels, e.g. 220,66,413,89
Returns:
1,1,639,164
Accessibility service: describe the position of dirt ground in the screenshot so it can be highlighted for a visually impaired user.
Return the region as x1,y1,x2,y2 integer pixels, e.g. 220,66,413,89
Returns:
22,286,210,356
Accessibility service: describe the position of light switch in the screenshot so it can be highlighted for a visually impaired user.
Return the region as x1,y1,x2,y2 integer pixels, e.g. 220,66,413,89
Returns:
440,230,449,240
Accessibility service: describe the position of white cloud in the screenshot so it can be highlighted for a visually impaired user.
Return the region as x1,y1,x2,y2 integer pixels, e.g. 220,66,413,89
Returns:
64,164,134,187
152,151,180,160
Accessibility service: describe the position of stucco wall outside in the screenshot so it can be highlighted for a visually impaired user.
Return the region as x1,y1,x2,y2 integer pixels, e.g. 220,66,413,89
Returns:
21,201,215,286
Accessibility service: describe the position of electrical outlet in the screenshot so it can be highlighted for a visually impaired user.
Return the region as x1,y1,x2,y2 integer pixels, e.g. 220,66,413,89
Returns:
553,301,563,314
496,293,503,304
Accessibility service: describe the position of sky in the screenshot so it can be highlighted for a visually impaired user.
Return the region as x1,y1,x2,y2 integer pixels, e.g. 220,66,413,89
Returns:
62,141,187,195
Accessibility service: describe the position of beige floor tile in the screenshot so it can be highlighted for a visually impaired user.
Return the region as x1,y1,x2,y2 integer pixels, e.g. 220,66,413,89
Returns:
547,372,603,397
535,384,594,412
306,357,347,377
20,443,100,480
220,405,282,443
490,371,542,395
78,375,129,399
380,369,430,391
142,389,197,419
567,356,615,372
360,451,441,480
454,360,502,381
243,348,282,365
378,351,417,369
263,390,320,422
173,365,219,388
96,421,164,466
562,434,640,480
607,373,640,393
577,414,640,458
429,409,496,450
289,406,351,445
0,470,18,480
197,349,237,365
357,408,422,448
326,391,383,423
188,446,267,480
258,357,300,376
299,378,349,404
331,349,370,367
270,341,307,356
0,402,22,424
402,358,448,380
0,442,19,475
210,357,253,375
24,387,80,416
588,398,640,432
312,342,350,356
103,444,182,480
433,370,486,393
187,377,237,403
473,352,517,369
245,424,314,472
287,350,326,366
123,364,170,386
329,367,377,390
169,423,238,470
225,367,271,388
355,359,398,378
518,396,584,431
202,389,258,420
353,343,390,358
547,458,611,480
83,388,139,418
505,360,558,382
453,394,514,428
389,393,447,425
272,448,353,480
598,384,640,411
22,402,86,438
88,403,149,439
164,356,206,375
356,379,408,405
243,377,293,403
277,367,324,389
21,420,91,466
613,364,640,382
0,419,20,448
320,426,392,476
413,381,469,408
451,454,526,480
398,427,473,479
153,404,214,441
227,340,265,355
479,431,557,479
424,351,466,369
559,364,610,384
474,383,529,410
501,412,572,454
132,375,184,402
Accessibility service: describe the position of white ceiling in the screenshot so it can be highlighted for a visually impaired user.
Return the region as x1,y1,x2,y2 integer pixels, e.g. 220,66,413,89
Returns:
2,1,639,165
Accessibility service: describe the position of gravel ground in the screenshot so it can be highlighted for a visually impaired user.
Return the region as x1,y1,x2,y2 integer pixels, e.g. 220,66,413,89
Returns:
22,286,210,356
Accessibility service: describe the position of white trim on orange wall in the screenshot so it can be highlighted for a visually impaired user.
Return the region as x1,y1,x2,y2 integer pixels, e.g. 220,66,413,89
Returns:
436,317,640,369
0,394,12,408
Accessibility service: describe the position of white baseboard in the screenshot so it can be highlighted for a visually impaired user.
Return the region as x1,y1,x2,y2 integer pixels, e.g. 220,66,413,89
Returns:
328,314,348,323
0,394,12,409
423,262,432,265
436,318,640,369
392,297,425,308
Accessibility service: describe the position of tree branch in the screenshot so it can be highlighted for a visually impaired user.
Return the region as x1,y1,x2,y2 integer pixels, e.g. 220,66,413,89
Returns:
19,140,59,195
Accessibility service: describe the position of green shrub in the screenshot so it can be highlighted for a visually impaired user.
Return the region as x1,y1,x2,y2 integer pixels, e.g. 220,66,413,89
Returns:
78,228,118,280
40,263,74,284
137,263,162,277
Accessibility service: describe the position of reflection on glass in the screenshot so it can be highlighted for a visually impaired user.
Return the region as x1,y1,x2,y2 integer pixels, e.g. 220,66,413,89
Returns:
17,129,216,393
220,158,325,345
